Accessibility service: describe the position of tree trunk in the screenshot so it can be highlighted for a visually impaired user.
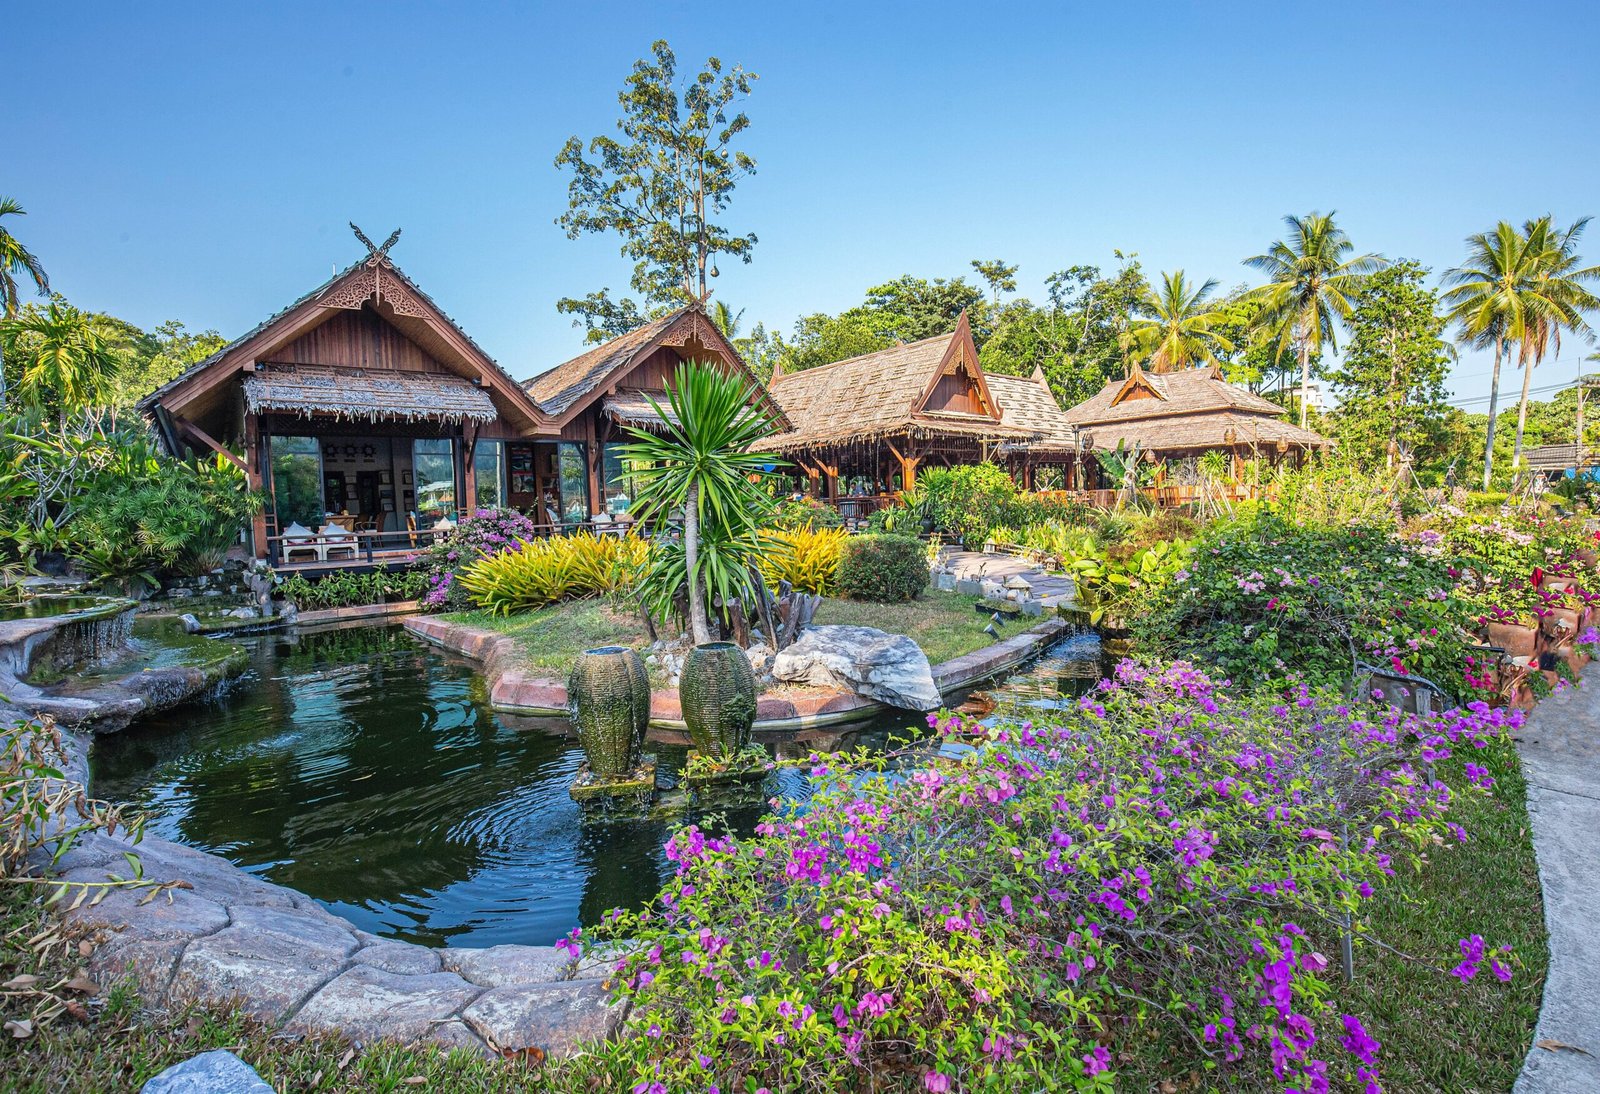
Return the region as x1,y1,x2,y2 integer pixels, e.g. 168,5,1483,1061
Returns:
684,482,711,646
1513,353,1535,468
1482,336,1504,491
1297,329,1311,430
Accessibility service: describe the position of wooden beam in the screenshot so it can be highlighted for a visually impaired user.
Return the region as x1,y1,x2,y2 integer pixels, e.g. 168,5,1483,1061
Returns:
173,415,247,472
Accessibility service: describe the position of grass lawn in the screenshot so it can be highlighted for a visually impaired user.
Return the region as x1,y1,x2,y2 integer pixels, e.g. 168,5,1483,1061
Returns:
441,586,996,672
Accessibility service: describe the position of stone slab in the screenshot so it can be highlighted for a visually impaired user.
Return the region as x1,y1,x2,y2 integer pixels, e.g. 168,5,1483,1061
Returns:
288,965,484,1044
170,922,353,1021
461,979,625,1058
352,940,443,975
140,1049,274,1093
442,944,576,988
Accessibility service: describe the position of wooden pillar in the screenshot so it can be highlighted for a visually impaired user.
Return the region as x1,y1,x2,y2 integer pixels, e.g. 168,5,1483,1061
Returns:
461,424,479,517
885,441,921,493
245,414,268,560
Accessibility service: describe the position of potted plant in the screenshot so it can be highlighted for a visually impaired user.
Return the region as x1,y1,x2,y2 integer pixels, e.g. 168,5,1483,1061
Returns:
567,645,650,777
1480,605,1540,659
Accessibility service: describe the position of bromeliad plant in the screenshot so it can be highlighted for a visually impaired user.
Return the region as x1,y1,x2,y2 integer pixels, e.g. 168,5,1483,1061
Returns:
618,361,784,646
758,526,847,596
456,532,645,615
577,661,1521,1093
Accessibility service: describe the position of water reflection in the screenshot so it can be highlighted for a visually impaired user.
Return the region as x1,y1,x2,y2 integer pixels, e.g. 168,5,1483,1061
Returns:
92,624,1104,948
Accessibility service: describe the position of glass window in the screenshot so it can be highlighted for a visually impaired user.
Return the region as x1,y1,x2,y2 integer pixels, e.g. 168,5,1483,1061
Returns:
601,441,645,515
270,436,323,532
473,439,505,511
412,438,457,524
558,442,589,525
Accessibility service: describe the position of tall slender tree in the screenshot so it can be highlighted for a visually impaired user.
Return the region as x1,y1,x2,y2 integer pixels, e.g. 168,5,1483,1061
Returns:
1441,222,1547,488
1129,270,1232,371
0,197,51,405
1509,216,1600,464
0,300,120,420
1243,212,1386,427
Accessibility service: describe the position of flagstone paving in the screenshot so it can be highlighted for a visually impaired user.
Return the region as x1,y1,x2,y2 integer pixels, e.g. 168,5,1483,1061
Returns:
1514,660,1600,1094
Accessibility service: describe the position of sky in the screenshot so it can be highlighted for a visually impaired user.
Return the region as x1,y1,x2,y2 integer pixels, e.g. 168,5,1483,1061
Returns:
7,1,1599,406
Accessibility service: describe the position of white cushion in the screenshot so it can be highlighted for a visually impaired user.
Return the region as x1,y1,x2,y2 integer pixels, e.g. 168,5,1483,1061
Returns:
283,522,314,542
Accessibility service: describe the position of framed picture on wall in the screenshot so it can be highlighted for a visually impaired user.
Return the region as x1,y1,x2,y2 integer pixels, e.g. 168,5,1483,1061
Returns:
402,470,413,485
379,470,393,485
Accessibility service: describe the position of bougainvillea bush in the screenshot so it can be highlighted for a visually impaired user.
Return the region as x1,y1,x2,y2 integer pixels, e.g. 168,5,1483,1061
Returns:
575,661,1520,1093
419,507,540,609
1138,510,1477,699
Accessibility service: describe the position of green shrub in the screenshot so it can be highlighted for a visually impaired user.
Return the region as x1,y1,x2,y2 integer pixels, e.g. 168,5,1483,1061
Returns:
918,464,1020,545
771,496,843,531
835,534,928,602
274,566,429,611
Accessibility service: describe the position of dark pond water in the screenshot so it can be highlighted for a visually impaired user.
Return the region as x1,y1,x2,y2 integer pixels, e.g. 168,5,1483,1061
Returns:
0,595,125,622
92,623,1102,948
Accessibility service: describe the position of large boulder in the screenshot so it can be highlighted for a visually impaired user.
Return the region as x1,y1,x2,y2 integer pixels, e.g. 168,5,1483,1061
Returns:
771,625,941,710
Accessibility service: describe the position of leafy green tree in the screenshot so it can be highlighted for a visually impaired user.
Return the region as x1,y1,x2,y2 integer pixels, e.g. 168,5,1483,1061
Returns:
731,321,781,383
1243,212,1386,428
1508,216,1599,464
0,300,120,419
619,361,781,645
710,300,743,339
0,197,50,407
555,41,758,342
1129,270,1232,371
777,310,894,373
862,274,989,343
1206,293,1313,397
970,259,1018,305
1325,262,1454,470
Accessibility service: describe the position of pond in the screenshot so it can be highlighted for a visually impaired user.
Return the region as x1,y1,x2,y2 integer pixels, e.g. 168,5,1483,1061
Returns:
0,594,128,622
92,623,1101,948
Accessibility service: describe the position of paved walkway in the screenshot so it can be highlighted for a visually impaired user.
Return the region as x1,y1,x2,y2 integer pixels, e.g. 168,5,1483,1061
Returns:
1515,660,1600,1093
937,550,1077,609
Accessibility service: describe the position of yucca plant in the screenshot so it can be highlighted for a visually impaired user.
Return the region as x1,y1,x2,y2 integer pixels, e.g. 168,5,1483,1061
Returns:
617,361,783,645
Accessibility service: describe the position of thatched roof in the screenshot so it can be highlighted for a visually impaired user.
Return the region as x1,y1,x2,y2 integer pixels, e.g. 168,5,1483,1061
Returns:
1525,443,1592,471
524,311,685,418
138,254,528,417
243,364,498,423
1063,365,1332,452
602,390,680,432
987,370,1078,455
765,318,1030,453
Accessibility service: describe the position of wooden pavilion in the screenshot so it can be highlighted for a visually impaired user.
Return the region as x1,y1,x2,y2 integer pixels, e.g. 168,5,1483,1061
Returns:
1062,363,1332,478
139,230,777,568
763,313,1077,514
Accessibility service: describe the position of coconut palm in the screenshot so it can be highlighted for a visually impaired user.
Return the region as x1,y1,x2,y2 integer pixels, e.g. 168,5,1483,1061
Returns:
619,360,782,645
1509,217,1600,464
0,300,120,419
0,197,51,405
710,300,744,340
1442,221,1554,488
1243,212,1386,427
1129,270,1233,372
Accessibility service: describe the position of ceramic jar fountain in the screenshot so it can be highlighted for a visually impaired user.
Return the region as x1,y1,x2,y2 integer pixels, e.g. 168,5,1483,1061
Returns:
679,641,758,762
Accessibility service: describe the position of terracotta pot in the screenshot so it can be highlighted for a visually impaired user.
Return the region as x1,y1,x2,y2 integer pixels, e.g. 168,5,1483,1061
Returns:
1577,549,1599,567
680,642,758,760
567,645,650,777
1565,648,1591,674
1543,606,1582,645
1486,621,1539,658
1543,577,1579,595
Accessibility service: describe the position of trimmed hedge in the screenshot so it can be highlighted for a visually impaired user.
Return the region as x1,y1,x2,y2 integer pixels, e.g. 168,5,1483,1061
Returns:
835,534,928,603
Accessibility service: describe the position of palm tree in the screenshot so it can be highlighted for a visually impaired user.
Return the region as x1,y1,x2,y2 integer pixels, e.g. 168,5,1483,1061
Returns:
0,300,120,420
1129,270,1233,371
1441,222,1549,488
710,300,743,340
1509,217,1600,464
619,361,781,645
1243,212,1386,427
0,197,51,405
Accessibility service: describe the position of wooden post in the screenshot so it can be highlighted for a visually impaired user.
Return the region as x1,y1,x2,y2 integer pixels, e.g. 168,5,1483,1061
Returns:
245,414,268,560
885,441,921,492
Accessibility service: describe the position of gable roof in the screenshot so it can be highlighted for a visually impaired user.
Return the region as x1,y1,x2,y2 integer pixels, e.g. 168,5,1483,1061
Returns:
138,250,548,432
244,364,499,424
765,313,1028,452
1063,365,1331,452
986,371,1078,453
523,305,788,428
1063,365,1296,427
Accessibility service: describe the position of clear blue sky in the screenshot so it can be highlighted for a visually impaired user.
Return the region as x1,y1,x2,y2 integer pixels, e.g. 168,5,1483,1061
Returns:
8,1,1598,404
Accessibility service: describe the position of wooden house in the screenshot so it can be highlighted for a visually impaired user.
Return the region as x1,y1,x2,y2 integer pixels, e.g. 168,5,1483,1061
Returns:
763,313,1078,514
139,239,776,568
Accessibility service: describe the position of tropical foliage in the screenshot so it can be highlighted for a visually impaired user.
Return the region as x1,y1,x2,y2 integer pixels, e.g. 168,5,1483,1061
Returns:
274,566,430,611
833,533,929,603
757,526,847,596
617,360,782,644
455,531,648,615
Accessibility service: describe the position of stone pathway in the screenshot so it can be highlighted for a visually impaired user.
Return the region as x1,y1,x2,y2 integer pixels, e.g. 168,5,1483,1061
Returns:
935,550,1077,613
1514,659,1600,1093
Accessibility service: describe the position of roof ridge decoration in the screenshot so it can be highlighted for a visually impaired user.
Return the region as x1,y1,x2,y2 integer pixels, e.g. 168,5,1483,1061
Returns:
1108,361,1167,407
